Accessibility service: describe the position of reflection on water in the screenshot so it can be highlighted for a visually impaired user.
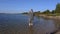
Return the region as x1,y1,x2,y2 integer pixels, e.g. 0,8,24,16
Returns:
33,17,57,34
0,14,58,34
53,19,60,29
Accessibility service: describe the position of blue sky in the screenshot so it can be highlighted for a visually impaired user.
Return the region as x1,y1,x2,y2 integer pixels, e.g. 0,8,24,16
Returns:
0,0,60,13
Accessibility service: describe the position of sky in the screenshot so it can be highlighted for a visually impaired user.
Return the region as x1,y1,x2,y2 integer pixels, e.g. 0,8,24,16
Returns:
0,0,60,13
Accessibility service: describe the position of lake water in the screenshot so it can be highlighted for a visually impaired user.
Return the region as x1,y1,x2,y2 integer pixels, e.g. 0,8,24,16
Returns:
0,14,57,34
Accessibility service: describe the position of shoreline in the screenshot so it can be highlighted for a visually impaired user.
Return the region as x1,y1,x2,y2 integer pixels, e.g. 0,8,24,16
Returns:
39,14,60,20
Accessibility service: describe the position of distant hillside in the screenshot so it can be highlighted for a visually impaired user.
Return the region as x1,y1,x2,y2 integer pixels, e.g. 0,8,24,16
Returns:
22,12,28,14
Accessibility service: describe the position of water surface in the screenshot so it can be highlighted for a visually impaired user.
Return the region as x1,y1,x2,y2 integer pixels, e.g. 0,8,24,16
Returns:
0,14,57,34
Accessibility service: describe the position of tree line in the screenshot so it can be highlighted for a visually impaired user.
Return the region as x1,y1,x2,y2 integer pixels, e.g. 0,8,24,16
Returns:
22,3,60,15
34,3,60,14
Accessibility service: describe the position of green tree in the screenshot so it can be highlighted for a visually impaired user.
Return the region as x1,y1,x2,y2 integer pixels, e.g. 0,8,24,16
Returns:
42,10,50,14
33,11,40,16
22,12,28,14
51,10,55,14
55,3,60,13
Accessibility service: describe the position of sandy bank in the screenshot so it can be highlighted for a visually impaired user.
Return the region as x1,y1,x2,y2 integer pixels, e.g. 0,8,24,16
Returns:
39,15,60,19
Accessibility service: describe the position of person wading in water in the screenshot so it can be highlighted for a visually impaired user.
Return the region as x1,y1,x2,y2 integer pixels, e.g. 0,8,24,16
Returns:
29,9,34,26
